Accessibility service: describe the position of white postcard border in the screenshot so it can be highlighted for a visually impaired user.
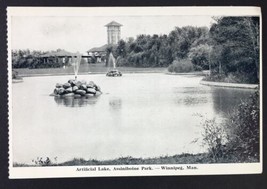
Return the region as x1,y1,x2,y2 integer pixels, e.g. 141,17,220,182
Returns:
7,6,263,179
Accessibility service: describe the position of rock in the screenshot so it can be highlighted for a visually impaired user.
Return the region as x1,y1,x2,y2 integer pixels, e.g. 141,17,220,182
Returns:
85,93,94,98
52,79,102,98
95,91,102,96
74,81,82,88
81,80,87,85
80,84,87,90
86,83,94,88
87,88,96,94
63,93,75,97
95,85,101,92
54,88,60,94
63,83,71,89
68,79,75,86
74,94,82,98
72,86,78,92
56,83,63,88
65,87,73,93
75,89,86,96
58,87,65,95
89,81,96,87
106,70,122,77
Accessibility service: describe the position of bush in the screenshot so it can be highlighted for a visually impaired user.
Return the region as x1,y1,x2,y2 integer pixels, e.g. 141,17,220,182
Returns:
116,57,128,67
201,119,228,162
225,90,259,161
201,91,260,162
203,72,259,84
167,59,194,73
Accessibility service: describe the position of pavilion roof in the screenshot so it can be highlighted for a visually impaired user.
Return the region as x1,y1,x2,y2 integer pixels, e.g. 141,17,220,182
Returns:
88,44,109,52
105,21,123,27
40,50,81,57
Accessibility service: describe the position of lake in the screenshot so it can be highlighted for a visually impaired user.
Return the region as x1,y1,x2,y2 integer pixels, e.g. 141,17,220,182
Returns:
12,73,255,164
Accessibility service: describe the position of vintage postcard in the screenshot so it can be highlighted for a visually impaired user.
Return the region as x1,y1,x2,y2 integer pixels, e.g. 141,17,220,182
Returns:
8,7,262,179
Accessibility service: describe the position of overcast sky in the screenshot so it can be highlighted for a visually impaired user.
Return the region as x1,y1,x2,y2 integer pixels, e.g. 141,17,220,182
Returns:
11,15,214,54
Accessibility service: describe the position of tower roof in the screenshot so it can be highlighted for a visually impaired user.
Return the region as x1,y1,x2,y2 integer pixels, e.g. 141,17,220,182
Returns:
105,21,123,27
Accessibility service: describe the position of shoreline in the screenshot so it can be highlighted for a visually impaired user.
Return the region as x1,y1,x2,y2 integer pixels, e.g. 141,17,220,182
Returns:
13,152,259,167
13,68,259,90
17,70,167,78
165,71,206,76
13,66,167,77
200,80,258,89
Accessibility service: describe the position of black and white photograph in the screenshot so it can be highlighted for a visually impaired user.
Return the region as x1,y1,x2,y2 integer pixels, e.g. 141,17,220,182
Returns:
7,7,262,178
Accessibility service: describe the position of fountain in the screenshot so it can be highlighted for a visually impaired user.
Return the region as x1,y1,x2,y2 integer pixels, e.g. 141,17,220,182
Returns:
71,55,81,80
50,54,102,98
106,53,122,77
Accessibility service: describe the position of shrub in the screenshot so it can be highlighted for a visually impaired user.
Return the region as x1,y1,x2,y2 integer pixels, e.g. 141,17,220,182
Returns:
12,70,21,79
201,91,260,162
201,119,228,162
224,90,259,161
116,57,128,67
203,72,259,84
167,59,194,73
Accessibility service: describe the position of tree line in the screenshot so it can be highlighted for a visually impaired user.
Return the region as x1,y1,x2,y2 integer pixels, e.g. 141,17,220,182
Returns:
108,16,259,83
12,16,259,83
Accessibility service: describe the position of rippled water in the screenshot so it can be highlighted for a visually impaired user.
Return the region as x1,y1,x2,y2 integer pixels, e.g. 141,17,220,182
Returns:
12,73,254,164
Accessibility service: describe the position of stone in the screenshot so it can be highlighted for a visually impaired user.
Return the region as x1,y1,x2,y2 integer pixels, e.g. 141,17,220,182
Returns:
106,70,122,77
68,79,75,86
74,94,82,98
85,93,94,98
76,89,86,96
54,88,60,94
72,86,78,92
63,93,74,97
80,84,87,90
58,87,65,95
81,80,87,85
52,79,102,99
89,81,96,87
65,87,73,93
95,91,102,96
87,88,96,94
86,83,94,88
63,83,71,89
56,83,63,88
75,81,82,88
95,85,101,92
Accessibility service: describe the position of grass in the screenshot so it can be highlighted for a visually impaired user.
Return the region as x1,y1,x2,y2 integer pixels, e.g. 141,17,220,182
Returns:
13,152,259,167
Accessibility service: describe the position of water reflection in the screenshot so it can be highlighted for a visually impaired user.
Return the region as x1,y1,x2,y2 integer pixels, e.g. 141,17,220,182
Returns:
211,87,255,115
174,87,210,106
54,96,99,107
109,97,122,111
176,96,208,105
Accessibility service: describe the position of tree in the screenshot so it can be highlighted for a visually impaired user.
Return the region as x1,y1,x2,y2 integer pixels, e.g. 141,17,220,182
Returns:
188,44,212,70
116,40,127,58
209,17,259,83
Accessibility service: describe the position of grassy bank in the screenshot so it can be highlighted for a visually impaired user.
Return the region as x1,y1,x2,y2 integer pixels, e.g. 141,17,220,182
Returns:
13,152,259,167
14,63,167,77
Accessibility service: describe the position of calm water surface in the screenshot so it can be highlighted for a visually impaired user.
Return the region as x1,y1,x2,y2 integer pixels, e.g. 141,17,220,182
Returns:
12,73,254,164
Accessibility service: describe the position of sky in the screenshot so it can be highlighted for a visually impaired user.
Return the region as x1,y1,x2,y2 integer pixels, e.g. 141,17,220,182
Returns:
11,15,215,54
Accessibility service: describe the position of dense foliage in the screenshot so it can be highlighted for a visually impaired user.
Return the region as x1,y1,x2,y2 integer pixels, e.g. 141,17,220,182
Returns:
206,17,259,84
110,16,259,83
108,26,210,69
167,59,194,73
202,91,259,162
12,50,65,69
